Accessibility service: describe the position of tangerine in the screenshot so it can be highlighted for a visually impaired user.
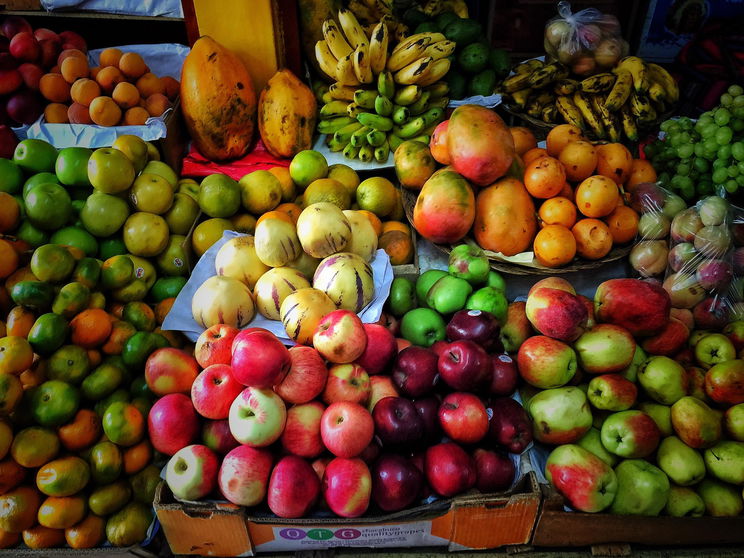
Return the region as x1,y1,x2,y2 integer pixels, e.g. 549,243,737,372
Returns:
575,175,620,218
524,156,567,198
546,124,584,157
533,224,576,268
70,308,113,348
572,218,613,260
558,140,597,182
539,197,578,228
604,205,640,244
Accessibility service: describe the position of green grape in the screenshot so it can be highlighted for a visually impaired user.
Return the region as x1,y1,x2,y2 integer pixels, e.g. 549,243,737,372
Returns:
716,127,733,145
681,183,695,199
704,148,718,160
694,143,706,157
733,95,744,107
737,175,744,187
644,144,656,158
713,158,728,170
651,156,663,169
703,138,719,151
659,120,672,133
702,124,719,138
658,171,671,184
679,176,693,190
667,122,682,135
698,115,714,127
677,144,694,159
726,179,739,193
713,168,729,183
694,157,709,172
688,170,700,180
729,85,744,96
715,108,732,126
669,134,683,147
729,165,740,178
733,107,744,119
718,145,733,159
721,93,734,107
670,175,685,189
732,142,744,161
738,161,744,173
677,162,691,176
698,181,714,195
732,119,744,133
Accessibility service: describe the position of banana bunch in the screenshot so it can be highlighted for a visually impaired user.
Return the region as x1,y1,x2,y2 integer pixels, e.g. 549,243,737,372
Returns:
500,55,679,143
317,71,448,163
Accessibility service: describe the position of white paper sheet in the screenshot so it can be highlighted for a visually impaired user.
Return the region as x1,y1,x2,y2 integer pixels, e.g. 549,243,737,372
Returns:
40,0,183,18
162,230,395,343
312,134,395,171
448,93,502,108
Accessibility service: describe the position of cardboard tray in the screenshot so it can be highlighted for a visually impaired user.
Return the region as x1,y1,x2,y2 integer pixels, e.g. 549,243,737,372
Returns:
0,544,158,557
532,484,744,547
154,472,541,556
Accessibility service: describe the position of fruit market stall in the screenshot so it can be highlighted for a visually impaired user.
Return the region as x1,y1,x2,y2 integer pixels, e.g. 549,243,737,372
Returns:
1,0,744,556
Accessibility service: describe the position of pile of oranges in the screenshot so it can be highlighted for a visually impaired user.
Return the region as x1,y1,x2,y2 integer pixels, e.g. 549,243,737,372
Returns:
510,125,657,268
39,47,179,127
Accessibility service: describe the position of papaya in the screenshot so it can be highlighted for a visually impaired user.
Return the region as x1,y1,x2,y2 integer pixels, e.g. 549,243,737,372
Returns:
180,36,257,161
473,177,537,257
258,69,317,159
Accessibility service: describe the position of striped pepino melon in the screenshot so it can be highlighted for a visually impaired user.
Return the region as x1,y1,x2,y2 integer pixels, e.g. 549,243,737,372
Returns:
192,275,256,329
254,218,302,267
296,203,351,258
214,235,269,289
280,287,336,345
254,267,311,320
258,69,317,158
180,36,257,161
313,252,374,313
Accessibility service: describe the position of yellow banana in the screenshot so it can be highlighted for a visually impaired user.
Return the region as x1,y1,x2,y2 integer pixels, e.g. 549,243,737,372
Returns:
352,45,373,84
648,82,666,103
541,104,558,123
620,104,639,141
329,83,357,101
579,73,616,94
554,79,578,96
391,32,444,55
338,8,369,49
336,53,361,86
604,69,632,112
527,62,564,89
573,91,605,138
591,95,621,143
646,62,679,103
616,56,648,93
629,91,656,122
442,0,468,17
502,72,532,93
416,58,450,87
315,40,338,81
424,40,456,60
510,88,532,109
514,59,544,74
387,39,429,72
323,19,353,60
368,22,388,75
422,0,443,15
394,56,433,85
556,96,584,129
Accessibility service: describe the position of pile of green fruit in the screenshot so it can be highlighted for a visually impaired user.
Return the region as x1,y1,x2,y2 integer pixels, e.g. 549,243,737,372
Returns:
405,10,510,99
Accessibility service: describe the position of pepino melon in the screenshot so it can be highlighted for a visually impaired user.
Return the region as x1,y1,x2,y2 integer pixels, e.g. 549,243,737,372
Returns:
214,235,269,289
254,267,311,320
254,218,302,267
280,287,336,345
192,275,255,329
296,203,351,258
313,252,374,313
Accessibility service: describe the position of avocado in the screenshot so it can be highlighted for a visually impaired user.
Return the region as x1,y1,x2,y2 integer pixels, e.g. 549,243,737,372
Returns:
435,11,460,30
458,42,490,74
489,49,511,78
447,70,467,100
444,19,482,46
468,69,497,97
402,7,430,27
415,21,441,34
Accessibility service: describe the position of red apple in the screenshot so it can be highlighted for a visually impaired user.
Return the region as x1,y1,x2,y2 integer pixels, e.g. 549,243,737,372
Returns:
195,324,238,368
145,347,199,397
438,339,491,392
165,444,219,501
320,401,374,458
313,309,367,364
322,457,371,518
229,387,286,447
438,392,488,444
0,125,18,159
473,448,515,492
526,287,588,343
392,346,439,398
446,309,501,352
374,311,400,337
693,297,730,330
724,321,744,352
355,323,397,374
191,364,244,420
281,401,325,458
231,329,291,388
587,374,638,411
366,375,399,412
312,457,332,482
7,89,43,124
600,410,661,458
490,353,518,396
59,30,87,52
431,340,449,356
371,453,423,512
594,279,671,337
641,318,690,356
33,28,59,42
16,63,42,90
671,308,695,331
372,396,423,446
517,335,577,389
425,442,476,497
201,419,239,455
545,444,617,512
528,277,576,296
705,360,744,405
0,68,21,95
218,445,273,506
686,366,708,400
39,39,60,69
578,294,596,328
1,17,32,40
322,363,370,405
148,393,200,456
267,455,321,518
9,32,40,62
488,397,533,454
274,346,328,404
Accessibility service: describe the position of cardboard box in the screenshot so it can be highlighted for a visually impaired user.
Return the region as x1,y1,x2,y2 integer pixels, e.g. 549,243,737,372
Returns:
0,545,158,557
155,473,541,556
532,484,744,547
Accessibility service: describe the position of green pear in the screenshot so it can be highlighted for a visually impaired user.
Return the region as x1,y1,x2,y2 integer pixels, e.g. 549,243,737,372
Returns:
697,478,744,517
638,356,688,405
656,436,706,486
610,459,670,516
704,440,744,485
665,485,705,517
671,396,722,449
577,427,618,467
528,386,593,445
638,402,673,437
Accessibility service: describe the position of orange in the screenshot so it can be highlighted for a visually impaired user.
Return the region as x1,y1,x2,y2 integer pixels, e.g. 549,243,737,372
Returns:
378,230,414,265
0,336,34,375
144,93,171,117
119,52,147,80
0,529,19,548
509,126,537,156
57,409,101,452
22,525,65,549
5,266,37,292
39,73,71,103
60,56,88,84
558,140,597,182
382,221,410,235
95,66,124,94
255,210,292,226
523,156,566,199
267,166,296,202
604,205,640,244
575,175,620,218
122,107,149,126
358,210,383,237
523,147,548,165
87,349,101,367
6,306,36,338
71,78,101,106
161,75,180,100
626,159,658,192
538,197,577,228
595,143,633,185
154,298,175,325
67,102,92,124
37,495,86,529
135,72,165,98
0,486,41,533
533,224,576,268
65,514,105,549
111,82,140,109
546,124,584,157
70,309,113,349
43,103,69,123
275,202,302,224
572,218,613,260
122,439,152,475
89,96,121,126
0,193,20,233
99,48,123,68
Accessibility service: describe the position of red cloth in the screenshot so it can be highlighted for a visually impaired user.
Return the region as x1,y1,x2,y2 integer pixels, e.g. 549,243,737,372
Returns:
180,140,289,180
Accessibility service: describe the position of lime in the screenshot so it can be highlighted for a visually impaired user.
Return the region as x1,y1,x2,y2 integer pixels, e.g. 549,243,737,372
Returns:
355,177,397,217
51,226,98,257
198,173,241,218
0,159,23,194
289,150,328,189
80,192,130,238
30,380,80,427
24,182,72,230
238,170,282,215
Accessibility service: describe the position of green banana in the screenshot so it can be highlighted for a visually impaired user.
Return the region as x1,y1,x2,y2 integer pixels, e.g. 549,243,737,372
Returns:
317,116,356,135
377,71,395,98
349,125,371,147
408,91,431,115
410,134,430,144
358,144,374,162
326,135,348,152
366,129,387,147
421,107,444,126
343,142,360,159
321,91,334,104
334,121,364,143
393,85,421,106
374,140,390,163
346,102,364,118
374,95,393,116
425,81,449,99
354,89,377,109
427,97,449,109
388,133,404,152
394,116,426,138
320,100,351,118
392,105,410,125
357,112,394,131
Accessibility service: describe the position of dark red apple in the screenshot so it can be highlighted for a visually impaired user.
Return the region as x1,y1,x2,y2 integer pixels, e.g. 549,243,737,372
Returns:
359,440,381,464
0,53,18,71
473,448,515,492
355,323,397,374
7,89,43,124
438,339,491,392
490,353,518,396
148,393,200,456
374,311,400,336
487,397,532,453
372,396,424,446
231,329,291,388
17,63,42,90
0,125,18,158
392,346,439,398
446,310,501,352
33,28,59,43
59,30,87,52
9,32,40,63
693,297,730,330
371,453,423,512
1,16,32,40
431,340,449,357
267,455,321,519
424,442,477,497
413,396,441,444
438,392,488,444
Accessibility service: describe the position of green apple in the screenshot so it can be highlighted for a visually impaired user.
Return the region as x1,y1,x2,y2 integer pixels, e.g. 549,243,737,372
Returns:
574,324,637,374
694,333,736,368
198,173,241,218
143,160,178,190
164,193,200,235
426,275,472,315
448,244,489,285
704,440,744,485
576,427,618,467
671,396,722,449
14,139,58,174
400,307,446,347
415,269,447,307
122,212,169,258
638,402,673,437
725,403,744,441
80,192,130,237
155,235,189,277
112,135,148,173
55,147,92,187
177,180,200,201
664,485,705,517
24,182,72,231
23,172,59,198
689,330,712,347
600,410,660,458
637,356,688,405
486,270,506,293
657,436,706,486
528,387,592,445
465,286,507,324
610,459,670,516
0,158,23,194
587,374,637,411
88,148,136,194
696,478,744,516
387,277,417,318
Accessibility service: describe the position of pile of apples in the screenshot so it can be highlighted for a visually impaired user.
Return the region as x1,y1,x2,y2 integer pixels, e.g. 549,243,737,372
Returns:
151,302,532,519
0,15,87,126
519,275,744,517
